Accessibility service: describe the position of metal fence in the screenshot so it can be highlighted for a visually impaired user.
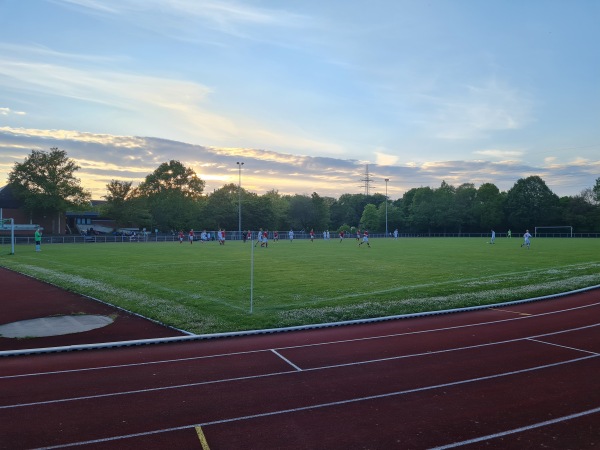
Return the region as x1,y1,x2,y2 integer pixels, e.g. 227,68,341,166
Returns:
1,231,599,247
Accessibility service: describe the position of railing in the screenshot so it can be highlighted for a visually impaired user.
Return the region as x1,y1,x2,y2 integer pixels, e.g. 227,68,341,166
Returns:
1,232,599,246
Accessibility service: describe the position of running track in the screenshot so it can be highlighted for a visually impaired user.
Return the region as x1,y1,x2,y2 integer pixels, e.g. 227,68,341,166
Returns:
1,290,599,449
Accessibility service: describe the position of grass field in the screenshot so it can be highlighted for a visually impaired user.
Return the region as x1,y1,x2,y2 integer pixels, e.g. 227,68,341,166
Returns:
1,237,599,334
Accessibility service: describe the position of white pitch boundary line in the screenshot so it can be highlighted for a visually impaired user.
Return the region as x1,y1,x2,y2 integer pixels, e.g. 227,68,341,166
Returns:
429,406,600,449
2,323,598,409
33,355,599,449
4,299,600,378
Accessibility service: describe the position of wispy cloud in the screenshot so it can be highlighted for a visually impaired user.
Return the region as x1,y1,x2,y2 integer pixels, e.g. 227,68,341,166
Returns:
1,127,597,200
0,107,26,116
420,78,533,140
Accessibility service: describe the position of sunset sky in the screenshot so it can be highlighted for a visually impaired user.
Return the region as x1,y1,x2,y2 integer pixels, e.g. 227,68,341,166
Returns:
1,0,599,199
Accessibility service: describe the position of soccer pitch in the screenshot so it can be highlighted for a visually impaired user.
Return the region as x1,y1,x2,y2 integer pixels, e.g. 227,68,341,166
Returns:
1,237,599,334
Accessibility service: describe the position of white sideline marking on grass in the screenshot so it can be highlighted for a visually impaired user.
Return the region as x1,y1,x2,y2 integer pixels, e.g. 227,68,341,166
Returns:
429,406,600,449
3,302,599,379
328,262,600,300
271,349,302,371
2,323,597,408
32,356,599,449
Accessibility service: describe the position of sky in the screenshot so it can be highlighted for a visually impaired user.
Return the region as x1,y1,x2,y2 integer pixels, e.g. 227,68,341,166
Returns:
1,0,599,200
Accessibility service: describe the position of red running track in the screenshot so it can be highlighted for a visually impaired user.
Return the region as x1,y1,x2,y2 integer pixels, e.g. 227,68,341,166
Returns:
0,288,599,448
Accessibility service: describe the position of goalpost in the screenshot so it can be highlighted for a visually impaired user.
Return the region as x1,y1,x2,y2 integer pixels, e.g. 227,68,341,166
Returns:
0,218,15,255
534,226,573,237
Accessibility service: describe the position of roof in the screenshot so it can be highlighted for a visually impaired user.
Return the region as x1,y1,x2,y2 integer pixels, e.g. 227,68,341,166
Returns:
0,185,23,209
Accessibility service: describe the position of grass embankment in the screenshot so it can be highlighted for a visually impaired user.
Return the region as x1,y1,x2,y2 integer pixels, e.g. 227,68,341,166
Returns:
1,237,599,334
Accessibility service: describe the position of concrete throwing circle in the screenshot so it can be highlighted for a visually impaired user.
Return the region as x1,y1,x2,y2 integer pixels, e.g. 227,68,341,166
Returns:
0,315,114,338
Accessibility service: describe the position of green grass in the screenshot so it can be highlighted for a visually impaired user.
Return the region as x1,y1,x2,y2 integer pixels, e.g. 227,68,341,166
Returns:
1,237,599,334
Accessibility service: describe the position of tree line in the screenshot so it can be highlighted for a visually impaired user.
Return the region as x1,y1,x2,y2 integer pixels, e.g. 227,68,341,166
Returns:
7,148,600,234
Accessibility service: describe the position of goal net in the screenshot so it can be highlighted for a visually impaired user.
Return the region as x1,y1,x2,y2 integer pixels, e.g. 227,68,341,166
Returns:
534,226,573,237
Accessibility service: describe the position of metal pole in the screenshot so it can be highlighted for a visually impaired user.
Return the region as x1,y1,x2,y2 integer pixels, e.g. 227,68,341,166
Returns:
237,162,244,240
384,178,389,237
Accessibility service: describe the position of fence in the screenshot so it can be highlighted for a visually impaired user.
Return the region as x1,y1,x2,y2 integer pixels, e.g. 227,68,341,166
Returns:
1,231,599,247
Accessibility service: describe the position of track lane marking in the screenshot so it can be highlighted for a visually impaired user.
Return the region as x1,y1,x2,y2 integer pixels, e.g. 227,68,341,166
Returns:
3,324,598,410
271,349,302,371
31,355,599,449
527,338,600,355
5,301,600,380
429,406,600,449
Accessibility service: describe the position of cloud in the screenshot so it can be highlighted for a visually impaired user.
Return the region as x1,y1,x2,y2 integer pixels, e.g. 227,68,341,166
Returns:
474,149,524,160
0,107,26,116
420,78,533,141
1,127,598,201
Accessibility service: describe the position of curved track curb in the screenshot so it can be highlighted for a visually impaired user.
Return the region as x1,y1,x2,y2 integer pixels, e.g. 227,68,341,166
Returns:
2,284,599,357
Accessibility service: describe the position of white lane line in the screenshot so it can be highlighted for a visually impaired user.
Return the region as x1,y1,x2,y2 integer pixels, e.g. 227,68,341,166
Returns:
4,301,600,379
527,338,600,355
33,355,599,449
429,406,600,449
2,323,598,409
271,349,302,371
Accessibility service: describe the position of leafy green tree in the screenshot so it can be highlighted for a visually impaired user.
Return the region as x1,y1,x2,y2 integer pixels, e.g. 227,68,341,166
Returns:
592,177,600,204
408,187,435,233
505,176,561,231
330,193,367,228
262,189,290,230
454,183,478,233
8,147,91,233
202,183,239,230
359,203,379,231
136,160,205,231
137,160,205,199
475,183,505,231
102,180,150,229
431,181,457,232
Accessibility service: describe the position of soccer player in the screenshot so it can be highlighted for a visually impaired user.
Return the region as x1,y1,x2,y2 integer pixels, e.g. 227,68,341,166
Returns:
188,229,195,244
490,229,496,244
35,228,42,252
339,230,345,242
393,228,398,239
178,230,184,243
521,230,532,249
358,230,370,247
288,229,294,242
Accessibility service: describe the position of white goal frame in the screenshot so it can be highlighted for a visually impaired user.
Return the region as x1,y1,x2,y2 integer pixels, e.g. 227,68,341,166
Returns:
534,226,573,237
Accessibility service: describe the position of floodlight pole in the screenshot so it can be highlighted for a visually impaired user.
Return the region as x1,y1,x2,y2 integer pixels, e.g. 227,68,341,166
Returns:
384,178,389,237
236,161,244,240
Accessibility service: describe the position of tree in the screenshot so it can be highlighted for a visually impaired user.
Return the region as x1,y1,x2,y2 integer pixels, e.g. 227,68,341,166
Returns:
202,183,239,230
505,176,561,230
454,183,478,233
359,204,379,231
137,160,205,199
8,147,91,233
475,183,505,230
102,180,149,229
136,160,206,231
592,177,600,204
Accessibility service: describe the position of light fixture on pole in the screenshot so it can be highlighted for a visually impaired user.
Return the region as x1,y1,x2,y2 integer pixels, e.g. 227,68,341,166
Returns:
384,178,389,237
236,162,244,240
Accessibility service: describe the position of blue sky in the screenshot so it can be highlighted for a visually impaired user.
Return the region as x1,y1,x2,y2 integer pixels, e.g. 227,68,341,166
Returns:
1,0,598,199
